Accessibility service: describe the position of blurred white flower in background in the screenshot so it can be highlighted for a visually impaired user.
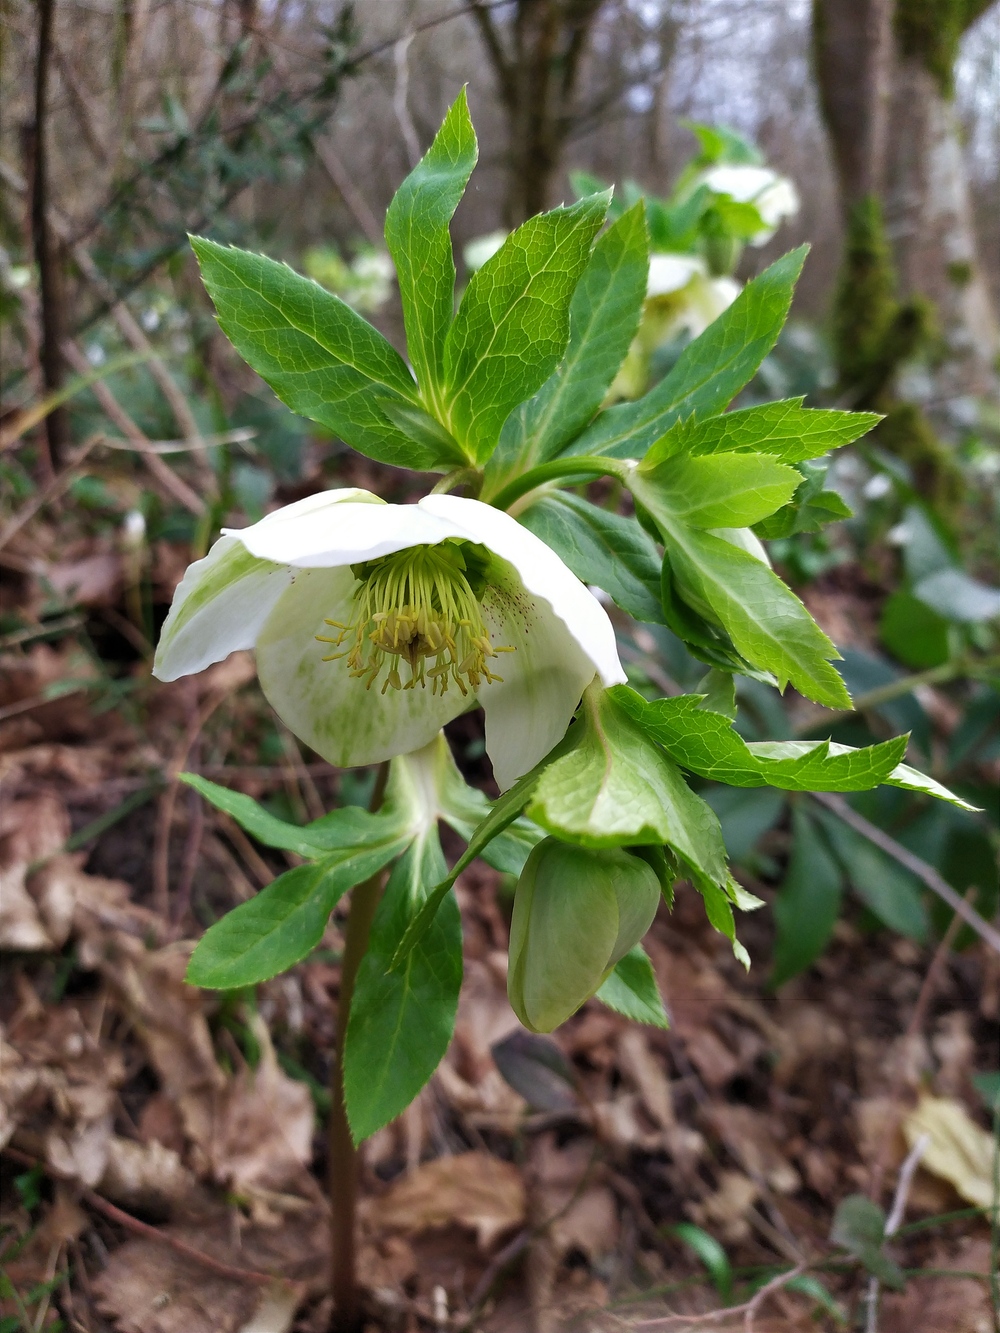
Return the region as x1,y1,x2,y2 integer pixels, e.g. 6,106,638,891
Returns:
699,164,801,243
462,230,509,274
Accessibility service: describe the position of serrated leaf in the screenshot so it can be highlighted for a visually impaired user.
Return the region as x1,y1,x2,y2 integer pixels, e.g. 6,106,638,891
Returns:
442,193,610,462
596,943,669,1027
180,772,405,857
615,692,909,791
343,831,462,1142
190,237,436,469
748,742,976,810
384,88,478,408
484,201,648,491
645,399,881,466
631,452,801,529
186,828,408,988
770,807,843,987
565,247,807,460
527,686,729,895
517,491,665,623
830,1195,905,1289
657,523,852,708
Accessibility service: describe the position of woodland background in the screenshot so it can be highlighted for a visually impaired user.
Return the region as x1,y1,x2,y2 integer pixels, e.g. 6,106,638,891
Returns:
1,2,999,1331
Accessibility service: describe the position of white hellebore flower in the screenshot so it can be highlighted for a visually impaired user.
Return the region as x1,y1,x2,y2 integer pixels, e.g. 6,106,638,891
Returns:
700,165,801,244
462,230,509,274
153,490,625,790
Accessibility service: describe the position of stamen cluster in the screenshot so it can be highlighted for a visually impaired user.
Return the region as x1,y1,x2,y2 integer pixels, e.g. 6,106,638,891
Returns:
317,542,512,695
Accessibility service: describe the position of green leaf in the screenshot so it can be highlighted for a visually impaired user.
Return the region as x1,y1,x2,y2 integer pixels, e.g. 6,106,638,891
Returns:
344,831,462,1142
830,1195,905,1289
442,193,610,462
745,742,976,811
565,247,807,460
484,201,649,491
752,458,853,539
645,399,881,466
596,943,669,1027
631,452,801,529
186,827,408,989
913,567,1000,624
783,1275,848,1326
388,745,561,969
180,772,406,858
517,491,665,623
770,807,843,987
658,525,852,708
432,740,544,875
376,400,467,467
815,811,928,941
528,686,729,894
671,1223,732,1301
616,693,909,791
384,88,478,409
880,591,951,669
190,237,434,469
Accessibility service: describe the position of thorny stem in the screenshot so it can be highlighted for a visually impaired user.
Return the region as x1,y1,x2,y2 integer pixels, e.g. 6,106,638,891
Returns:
328,761,390,1333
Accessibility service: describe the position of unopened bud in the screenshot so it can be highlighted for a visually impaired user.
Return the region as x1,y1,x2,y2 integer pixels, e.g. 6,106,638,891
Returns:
507,839,661,1033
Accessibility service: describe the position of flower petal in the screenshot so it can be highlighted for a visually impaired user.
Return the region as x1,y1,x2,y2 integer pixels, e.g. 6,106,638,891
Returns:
419,495,626,689
254,567,466,768
153,535,291,681
477,559,601,790
233,489,465,568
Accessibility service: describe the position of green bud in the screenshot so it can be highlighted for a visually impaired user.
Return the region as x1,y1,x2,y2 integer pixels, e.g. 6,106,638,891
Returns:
507,838,662,1033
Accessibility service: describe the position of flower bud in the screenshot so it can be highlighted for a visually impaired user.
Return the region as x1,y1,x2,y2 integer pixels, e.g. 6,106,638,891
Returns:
507,838,661,1033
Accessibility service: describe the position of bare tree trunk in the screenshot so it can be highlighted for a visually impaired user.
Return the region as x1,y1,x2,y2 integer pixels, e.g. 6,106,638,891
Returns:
470,0,606,225
812,0,894,209
885,48,999,396
813,0,999,402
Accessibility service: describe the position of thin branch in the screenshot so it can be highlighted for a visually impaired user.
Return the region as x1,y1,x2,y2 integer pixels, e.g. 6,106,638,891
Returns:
810,792,1000,955
468,0,516,106
1,1145,276,1287
865,1135,929,1333
31,0,70,467
61,341,206,515
309,135,383,247
393,34,421,169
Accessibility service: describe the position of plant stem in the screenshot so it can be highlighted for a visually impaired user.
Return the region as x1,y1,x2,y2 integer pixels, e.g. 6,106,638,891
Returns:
486,455,627,511
328,761,389,1333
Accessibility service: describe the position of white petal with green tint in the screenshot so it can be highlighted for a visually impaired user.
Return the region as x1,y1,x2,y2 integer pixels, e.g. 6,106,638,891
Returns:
254,566,466,768
479,560,601,791
421,495,626,690
153,535,290,681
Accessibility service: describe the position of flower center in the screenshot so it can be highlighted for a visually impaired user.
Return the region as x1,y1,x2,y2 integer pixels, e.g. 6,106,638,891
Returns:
316,541,513,696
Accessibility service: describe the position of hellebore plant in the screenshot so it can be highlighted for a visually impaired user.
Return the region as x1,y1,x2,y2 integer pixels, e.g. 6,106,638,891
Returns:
155,91,972,1330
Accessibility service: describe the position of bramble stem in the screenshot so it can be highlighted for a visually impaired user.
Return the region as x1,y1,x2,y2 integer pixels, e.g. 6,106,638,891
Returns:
328,761,389,1333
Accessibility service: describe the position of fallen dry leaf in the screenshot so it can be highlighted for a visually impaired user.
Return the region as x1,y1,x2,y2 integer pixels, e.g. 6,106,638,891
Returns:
709,1105,801,1194
688,1169,760,1243
369,1151,525,1249
903,1094,997,1209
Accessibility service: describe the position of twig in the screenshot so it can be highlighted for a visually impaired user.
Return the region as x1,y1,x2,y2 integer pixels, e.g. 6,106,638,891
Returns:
61,340,206,515
1,1145,275,1288
864,1135,929,1333
868,895,971,1203
629,1263,807,1329
0,434,100,553
310,136,383,248
811,792,1000,955
393,34,421,169
31,0,69,469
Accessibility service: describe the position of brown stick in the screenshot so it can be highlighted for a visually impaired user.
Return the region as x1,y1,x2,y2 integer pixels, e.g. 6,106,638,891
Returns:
31,0,70,468
1,1145,274,1288
328,762,390,1333
811,792,1000,955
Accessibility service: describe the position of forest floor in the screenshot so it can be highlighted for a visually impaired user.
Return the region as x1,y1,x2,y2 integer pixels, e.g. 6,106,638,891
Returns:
1,475,998,1333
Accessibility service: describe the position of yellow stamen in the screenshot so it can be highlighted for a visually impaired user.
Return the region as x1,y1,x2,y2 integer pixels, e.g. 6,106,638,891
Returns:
315,542,513,695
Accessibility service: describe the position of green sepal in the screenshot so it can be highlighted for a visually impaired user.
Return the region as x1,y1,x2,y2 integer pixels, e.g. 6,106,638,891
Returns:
596,944,669,1028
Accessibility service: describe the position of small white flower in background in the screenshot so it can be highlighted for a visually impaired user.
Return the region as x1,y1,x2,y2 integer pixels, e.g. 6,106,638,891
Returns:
121,510,147,547
646,252,706,298
153,490,625,790
700,164,800,244
462,230,509,274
